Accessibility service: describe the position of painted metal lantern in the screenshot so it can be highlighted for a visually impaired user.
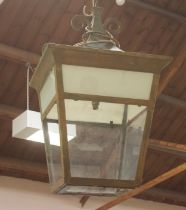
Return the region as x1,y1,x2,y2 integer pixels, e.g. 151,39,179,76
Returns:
30,43,171,196
30,0,172,196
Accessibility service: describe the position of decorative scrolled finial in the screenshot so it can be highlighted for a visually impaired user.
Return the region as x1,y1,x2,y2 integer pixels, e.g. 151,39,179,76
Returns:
104,18,122,35
71,14,91,31
71,0,126,48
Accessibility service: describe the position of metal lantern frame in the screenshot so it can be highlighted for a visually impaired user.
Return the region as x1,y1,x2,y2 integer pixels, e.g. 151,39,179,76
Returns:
30,43,172,194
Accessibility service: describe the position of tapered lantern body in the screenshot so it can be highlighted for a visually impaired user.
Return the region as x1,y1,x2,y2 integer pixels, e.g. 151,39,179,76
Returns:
30,44,172,196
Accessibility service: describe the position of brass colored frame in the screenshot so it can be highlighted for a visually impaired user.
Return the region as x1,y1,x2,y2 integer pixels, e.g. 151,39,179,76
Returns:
135,74,160,184
30,44,172,193
64,93,150,107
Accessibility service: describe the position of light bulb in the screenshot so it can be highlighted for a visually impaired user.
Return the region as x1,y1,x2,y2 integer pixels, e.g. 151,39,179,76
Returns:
116,0,126,6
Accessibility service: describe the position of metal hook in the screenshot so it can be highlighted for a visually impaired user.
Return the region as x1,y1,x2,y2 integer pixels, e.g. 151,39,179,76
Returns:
25,62,34,72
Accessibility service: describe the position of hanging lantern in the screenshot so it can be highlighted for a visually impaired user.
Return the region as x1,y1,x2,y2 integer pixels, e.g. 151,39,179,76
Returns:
30,0,172,196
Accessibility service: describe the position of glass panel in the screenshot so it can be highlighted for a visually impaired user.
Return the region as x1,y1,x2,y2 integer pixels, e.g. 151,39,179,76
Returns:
58,186,119,196
43,104,78,185
40,69,56,113
120,106,147,180
65,99,147,181
62,64,153,100
44,104,63,184
65,100,124,124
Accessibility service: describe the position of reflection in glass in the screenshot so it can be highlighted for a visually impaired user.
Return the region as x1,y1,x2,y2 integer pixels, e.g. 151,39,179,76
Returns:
44,105,63,184
65,99,147,181
44,104,77,184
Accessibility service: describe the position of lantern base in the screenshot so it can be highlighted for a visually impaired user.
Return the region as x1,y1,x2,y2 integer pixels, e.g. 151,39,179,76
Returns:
57,185,128,196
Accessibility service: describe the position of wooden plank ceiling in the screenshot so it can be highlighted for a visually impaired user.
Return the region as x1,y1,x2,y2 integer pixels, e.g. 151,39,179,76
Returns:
0,0,186,207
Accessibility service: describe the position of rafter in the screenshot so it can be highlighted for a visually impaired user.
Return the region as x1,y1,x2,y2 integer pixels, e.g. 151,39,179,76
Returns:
0,156,48,182
0,155,185,207
149,139,186,159
81,188,186,208
138,188,186,207
80,139,186,207
1,104,186,159
158,44,186,95
0,104,23,119
128,0,186,23
0,42,184,98
96,162,186,210
159,94,186,109
0,43,39,65
0,42,184,97
80,195,90,207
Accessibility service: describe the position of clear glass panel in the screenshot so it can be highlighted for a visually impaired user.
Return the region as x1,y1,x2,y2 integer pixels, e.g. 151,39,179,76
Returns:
43,104,78,185
62,64,153,100
40,69,56,113
65,99,147,181
65,100,124,124
120,107,147,180
44,104,63,184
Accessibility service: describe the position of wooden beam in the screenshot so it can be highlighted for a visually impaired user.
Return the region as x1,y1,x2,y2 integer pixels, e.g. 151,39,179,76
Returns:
1,155,185,208
0,42,184,98
158,44,186,95
1,154,185,207
138,188,186,207
2,92,186,121
0,43,39,65
0,156,48,182
128,0,186,24
0,104,23,119
159,94,186,109
80,195,90,207
96,162,186,210
80,139,186,207
149,139,186,159
1,93,186,120
81,188,186,208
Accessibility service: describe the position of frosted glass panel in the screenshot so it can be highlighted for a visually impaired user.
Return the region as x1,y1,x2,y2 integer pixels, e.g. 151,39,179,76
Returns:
62,65,153,100
40,69,56,113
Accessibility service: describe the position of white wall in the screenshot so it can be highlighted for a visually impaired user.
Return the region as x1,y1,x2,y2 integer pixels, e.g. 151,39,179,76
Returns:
0,176,185,210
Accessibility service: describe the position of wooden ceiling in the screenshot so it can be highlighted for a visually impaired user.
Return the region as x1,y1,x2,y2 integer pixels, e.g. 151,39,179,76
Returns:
0,0,186,207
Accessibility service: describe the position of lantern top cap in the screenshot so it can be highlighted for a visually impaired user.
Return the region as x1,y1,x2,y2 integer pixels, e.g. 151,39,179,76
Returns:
30,44,172,91
71,0,122,49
